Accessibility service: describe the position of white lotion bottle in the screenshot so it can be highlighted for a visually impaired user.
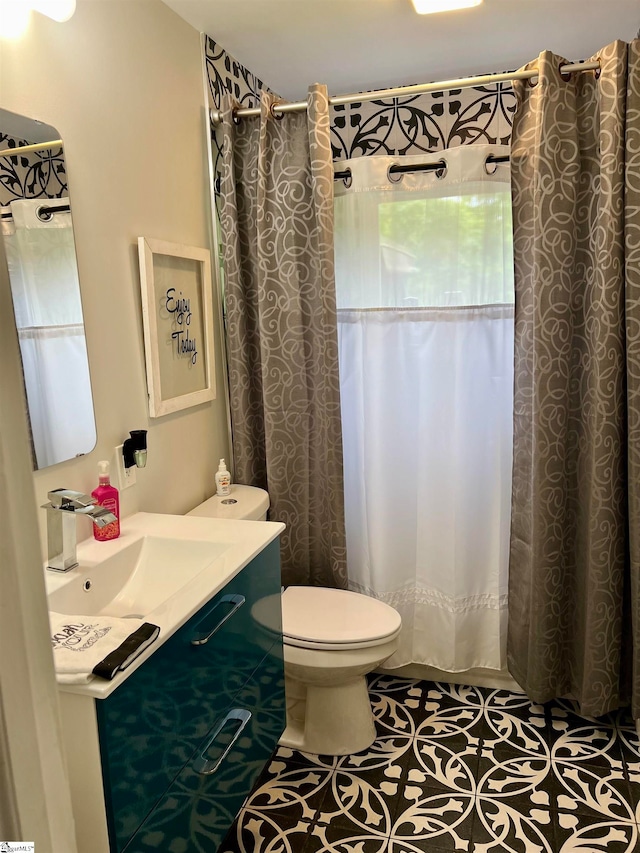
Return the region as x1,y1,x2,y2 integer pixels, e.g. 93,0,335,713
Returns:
215,458,231,496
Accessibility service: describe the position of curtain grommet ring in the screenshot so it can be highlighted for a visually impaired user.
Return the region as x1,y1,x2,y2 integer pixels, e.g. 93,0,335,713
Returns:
269,101,285,120
526,73,539,88
388,164,404,183
435,159,448,179
594,61,602,80
484,157,499,176
36,206,53,222
559,60,572,83
342,168,353,189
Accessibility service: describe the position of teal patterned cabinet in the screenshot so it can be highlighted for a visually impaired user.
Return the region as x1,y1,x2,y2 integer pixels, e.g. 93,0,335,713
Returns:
93,539,285,853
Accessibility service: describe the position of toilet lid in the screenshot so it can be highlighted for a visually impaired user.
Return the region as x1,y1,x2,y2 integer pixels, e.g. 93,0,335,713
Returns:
281,586,401,648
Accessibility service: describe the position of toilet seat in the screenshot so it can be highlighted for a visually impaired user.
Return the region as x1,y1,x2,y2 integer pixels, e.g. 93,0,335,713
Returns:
281,586,402,651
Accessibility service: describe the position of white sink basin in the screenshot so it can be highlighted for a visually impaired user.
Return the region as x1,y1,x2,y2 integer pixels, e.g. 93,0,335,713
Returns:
47,535,231,618
45,511,285,698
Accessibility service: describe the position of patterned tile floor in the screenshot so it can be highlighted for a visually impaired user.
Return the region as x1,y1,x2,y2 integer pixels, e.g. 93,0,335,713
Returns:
221,675,640,853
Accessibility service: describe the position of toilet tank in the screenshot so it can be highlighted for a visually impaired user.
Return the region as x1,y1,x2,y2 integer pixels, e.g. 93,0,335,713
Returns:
187,485,270,521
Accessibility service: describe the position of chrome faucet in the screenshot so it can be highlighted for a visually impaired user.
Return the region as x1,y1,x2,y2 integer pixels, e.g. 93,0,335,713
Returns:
41,489,118,572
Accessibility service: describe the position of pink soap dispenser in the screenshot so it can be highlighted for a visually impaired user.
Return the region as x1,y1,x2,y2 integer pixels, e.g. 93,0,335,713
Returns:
91,460,120,541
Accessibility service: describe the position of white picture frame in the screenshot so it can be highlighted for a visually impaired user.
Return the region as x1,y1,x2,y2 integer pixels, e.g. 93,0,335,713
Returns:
137,237,216,418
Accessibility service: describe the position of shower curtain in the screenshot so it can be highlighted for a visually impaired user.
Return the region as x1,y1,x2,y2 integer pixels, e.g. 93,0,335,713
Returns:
334,145,514,670
2,198,95,469
508,40,640,718
219,86,348,588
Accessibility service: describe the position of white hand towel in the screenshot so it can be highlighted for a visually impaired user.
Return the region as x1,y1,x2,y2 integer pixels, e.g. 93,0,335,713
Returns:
50,611,160,684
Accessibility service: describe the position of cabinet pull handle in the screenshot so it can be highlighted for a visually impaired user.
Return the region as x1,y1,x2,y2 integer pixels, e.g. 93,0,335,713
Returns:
193,708,252,776
191,593,245,646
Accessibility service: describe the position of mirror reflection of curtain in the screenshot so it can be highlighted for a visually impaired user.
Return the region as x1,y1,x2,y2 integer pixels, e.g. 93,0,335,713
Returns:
2,199,95,469
334,146,514,671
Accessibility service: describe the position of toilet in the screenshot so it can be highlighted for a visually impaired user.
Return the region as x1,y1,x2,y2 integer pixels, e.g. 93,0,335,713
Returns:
187,485,402,756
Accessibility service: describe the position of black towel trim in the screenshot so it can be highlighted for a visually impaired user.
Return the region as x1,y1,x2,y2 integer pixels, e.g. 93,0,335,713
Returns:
92,622,160,680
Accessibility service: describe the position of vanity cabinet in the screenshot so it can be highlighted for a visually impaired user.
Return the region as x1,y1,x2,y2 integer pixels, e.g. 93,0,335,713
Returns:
61,539,285,853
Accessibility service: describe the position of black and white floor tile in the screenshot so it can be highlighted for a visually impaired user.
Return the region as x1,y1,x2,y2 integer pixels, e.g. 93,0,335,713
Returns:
221,675,640,853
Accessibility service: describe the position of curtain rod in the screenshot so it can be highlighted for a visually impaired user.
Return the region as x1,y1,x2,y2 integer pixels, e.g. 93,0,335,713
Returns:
0,139,64,158
210,60,600,125
1,203,70,220
333,153,510,182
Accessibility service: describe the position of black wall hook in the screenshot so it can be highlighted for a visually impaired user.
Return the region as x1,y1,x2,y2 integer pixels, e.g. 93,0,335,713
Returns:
123,430,147,469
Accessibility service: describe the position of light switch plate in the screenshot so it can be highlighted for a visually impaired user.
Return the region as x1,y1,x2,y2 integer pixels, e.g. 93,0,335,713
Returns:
115,444,136,490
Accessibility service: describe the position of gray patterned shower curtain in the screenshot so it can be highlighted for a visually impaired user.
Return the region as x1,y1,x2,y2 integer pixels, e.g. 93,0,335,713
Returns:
508,40,640,718
219,85,348,588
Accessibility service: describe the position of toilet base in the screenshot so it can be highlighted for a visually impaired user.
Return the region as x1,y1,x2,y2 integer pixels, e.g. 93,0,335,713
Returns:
279,674,377,756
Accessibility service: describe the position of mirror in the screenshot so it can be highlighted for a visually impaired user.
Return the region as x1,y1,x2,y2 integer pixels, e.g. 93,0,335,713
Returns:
0,108,96,469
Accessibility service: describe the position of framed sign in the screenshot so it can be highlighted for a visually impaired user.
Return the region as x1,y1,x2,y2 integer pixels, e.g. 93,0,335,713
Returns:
138,237,216,417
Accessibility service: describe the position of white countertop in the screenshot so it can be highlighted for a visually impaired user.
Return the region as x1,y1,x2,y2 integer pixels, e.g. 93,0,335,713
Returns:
45,512,284,699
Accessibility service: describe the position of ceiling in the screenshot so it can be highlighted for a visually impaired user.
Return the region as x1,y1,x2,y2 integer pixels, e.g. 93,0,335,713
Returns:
162,0,640,100
0,108,59,144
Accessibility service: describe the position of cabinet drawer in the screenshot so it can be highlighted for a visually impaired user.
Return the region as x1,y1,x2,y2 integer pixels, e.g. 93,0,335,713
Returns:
97,540,282,853
122,647,286,852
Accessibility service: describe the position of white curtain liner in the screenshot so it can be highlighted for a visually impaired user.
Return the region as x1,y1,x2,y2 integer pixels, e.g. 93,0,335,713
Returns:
335,144,510,194
334,143,514,672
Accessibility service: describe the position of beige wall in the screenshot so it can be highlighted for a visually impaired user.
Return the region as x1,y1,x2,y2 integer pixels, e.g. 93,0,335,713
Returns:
0,0,230,554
